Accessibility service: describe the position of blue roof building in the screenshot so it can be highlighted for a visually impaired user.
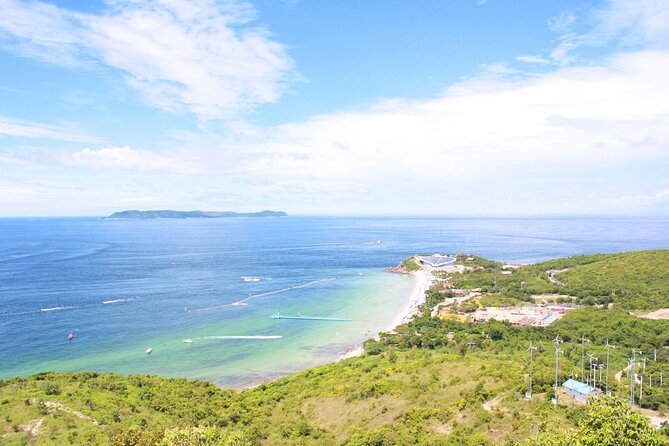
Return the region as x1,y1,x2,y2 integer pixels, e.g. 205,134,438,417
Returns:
562,379,602,402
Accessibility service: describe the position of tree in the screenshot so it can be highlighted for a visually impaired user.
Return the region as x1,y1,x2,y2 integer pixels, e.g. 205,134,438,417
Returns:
158,426,253,446
572,397,668,446
518,397,669,446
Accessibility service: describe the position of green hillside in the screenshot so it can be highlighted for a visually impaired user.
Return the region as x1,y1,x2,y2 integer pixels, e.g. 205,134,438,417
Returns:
449,250,669,310
2,250,669,445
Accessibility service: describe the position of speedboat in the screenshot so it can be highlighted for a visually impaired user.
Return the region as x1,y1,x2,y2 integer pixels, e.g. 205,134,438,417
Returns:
146,347,153,354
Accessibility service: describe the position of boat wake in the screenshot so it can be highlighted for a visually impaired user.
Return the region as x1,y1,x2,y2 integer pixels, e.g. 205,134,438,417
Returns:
40,306,71,312
102,298,135,305
186,278,334,313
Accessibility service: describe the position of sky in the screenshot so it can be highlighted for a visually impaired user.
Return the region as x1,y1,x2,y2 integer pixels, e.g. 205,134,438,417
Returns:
1,0,669,216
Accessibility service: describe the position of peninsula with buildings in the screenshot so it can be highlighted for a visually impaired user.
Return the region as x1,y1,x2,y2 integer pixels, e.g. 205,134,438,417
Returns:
106,210,288,219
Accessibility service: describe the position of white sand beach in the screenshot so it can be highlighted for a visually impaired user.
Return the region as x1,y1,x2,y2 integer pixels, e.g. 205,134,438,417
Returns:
338,269,432,361
389,269,432,330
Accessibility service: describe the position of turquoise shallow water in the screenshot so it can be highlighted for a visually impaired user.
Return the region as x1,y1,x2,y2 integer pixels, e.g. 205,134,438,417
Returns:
1,216,668,387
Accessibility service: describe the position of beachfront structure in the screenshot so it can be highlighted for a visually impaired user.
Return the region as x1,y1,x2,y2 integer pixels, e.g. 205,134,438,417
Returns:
562,379,602,402
471,306,566,327
418,254,456,268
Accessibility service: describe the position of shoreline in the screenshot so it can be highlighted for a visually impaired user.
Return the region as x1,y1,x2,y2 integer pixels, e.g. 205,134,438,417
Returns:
338,269,431,361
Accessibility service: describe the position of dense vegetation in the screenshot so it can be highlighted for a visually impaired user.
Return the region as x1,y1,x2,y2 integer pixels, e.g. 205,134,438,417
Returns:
2,250,668,445
400,257,422,272
447,250,669,310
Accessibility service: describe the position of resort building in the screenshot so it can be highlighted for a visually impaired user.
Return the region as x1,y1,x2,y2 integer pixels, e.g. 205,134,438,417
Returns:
562,379,602,402
470,306,566,327
417,254,457,268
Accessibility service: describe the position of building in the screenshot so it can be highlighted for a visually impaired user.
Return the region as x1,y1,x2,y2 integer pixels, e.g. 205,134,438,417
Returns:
562,379,602,402
417,254,456,268
470,306,566,327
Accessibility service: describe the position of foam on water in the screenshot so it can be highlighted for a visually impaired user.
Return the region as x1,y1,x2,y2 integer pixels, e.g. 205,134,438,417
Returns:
39,306,71,312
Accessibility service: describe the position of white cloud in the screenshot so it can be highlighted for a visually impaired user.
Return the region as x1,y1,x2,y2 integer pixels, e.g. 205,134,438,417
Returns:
547,0,669,64
605,188,669,210
515,55,550,65
68,146,196,173
47,47,669,214
2,0,669,216
187,49,667,214
0,0,294,121
0,116,100,143
592,0,669,47
548,11,576,34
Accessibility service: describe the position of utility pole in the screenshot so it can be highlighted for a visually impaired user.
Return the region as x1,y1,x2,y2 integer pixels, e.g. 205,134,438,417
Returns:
527,341,538,399
580,335,588,381
629,358,635,405
605,339,614,396
640,375,644,403
588,353,597,386
630,349,643,405
554,335,563,405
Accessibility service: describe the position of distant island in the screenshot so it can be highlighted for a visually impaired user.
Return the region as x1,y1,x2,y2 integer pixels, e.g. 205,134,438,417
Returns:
106,210,288,219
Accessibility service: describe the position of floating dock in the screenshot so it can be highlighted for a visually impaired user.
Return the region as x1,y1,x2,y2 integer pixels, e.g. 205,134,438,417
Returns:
270,314,352,322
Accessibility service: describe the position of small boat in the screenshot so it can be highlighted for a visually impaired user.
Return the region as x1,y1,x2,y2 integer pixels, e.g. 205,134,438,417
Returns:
67,332,75,341
241,276,261,282
182,339,193,343
146,348,153,354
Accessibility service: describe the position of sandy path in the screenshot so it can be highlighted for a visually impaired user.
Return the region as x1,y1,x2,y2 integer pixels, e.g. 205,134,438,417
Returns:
634,308,669,320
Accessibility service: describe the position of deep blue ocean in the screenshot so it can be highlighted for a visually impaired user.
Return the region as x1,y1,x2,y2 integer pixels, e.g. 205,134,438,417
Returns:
1,216,668,387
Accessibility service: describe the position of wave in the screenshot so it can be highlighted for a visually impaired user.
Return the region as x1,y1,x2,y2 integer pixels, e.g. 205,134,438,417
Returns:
101,298,135,305
204,335,282,340
186,278,334,313
363,240,384,245
0,250,62,263
250,278,334,298
40,306,70,312
241,276,273,282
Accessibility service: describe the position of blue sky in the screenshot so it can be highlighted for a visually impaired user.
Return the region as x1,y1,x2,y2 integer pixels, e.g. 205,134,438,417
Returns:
0,0,668,216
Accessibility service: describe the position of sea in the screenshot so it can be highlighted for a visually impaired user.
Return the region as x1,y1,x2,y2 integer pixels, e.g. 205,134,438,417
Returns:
1,216,668,387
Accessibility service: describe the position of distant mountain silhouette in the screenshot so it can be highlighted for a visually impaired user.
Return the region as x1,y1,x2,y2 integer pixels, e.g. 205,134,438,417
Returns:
106,210,288,219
